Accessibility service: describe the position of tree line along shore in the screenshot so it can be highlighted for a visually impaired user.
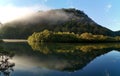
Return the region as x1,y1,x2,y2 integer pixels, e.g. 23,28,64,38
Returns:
28,30,120,43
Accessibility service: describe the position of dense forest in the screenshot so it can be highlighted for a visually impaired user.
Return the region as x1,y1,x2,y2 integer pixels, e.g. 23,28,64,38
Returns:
28,30,120,43
0,8,120,39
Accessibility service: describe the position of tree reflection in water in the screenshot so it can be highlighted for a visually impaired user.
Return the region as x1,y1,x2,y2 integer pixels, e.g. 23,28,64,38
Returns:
0,46,15,76
28,42,120,72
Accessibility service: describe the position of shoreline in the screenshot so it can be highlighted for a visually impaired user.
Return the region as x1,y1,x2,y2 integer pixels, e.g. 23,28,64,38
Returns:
2,39,27,42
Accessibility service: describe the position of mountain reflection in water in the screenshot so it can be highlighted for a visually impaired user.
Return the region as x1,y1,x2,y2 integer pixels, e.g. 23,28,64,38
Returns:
0,42,120,76
28,42,120,71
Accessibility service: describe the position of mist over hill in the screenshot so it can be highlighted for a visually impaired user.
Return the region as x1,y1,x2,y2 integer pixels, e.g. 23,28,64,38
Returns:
0,8,119,39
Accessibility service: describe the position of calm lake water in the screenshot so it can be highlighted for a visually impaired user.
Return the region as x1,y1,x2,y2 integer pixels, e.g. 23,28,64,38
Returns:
0,42,120,76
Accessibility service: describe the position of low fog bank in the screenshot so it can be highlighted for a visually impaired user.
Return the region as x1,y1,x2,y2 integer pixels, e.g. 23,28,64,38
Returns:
3,9,77,27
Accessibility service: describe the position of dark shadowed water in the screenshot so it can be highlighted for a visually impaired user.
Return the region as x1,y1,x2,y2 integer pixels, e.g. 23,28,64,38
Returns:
0,42,120,76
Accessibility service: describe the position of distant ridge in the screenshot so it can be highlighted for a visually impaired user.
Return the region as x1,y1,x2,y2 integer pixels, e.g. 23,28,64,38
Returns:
0,8,119,39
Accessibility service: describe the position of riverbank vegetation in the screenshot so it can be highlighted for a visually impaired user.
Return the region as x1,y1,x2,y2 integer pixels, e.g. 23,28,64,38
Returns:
28,30,120,43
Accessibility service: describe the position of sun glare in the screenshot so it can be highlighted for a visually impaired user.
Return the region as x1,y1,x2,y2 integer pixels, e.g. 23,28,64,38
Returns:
0,5,36,23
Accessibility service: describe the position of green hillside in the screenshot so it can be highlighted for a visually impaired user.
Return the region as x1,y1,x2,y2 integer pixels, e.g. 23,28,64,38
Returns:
0,8,119,39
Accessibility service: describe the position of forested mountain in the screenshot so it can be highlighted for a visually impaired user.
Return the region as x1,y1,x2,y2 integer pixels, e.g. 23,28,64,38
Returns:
0,8,119,39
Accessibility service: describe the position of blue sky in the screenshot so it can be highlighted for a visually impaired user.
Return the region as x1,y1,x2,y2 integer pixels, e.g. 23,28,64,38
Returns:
0,0,120,31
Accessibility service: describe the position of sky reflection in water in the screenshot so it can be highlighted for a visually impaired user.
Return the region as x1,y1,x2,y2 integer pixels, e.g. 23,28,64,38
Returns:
0,43,120,76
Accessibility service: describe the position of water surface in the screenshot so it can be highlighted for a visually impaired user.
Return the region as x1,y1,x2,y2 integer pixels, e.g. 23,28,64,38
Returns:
0,42,120,76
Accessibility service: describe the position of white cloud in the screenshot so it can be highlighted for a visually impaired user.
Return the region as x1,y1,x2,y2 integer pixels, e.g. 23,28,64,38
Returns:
106,4,112,12
44,0,48,2
107,4,112,9
0,4,51,23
